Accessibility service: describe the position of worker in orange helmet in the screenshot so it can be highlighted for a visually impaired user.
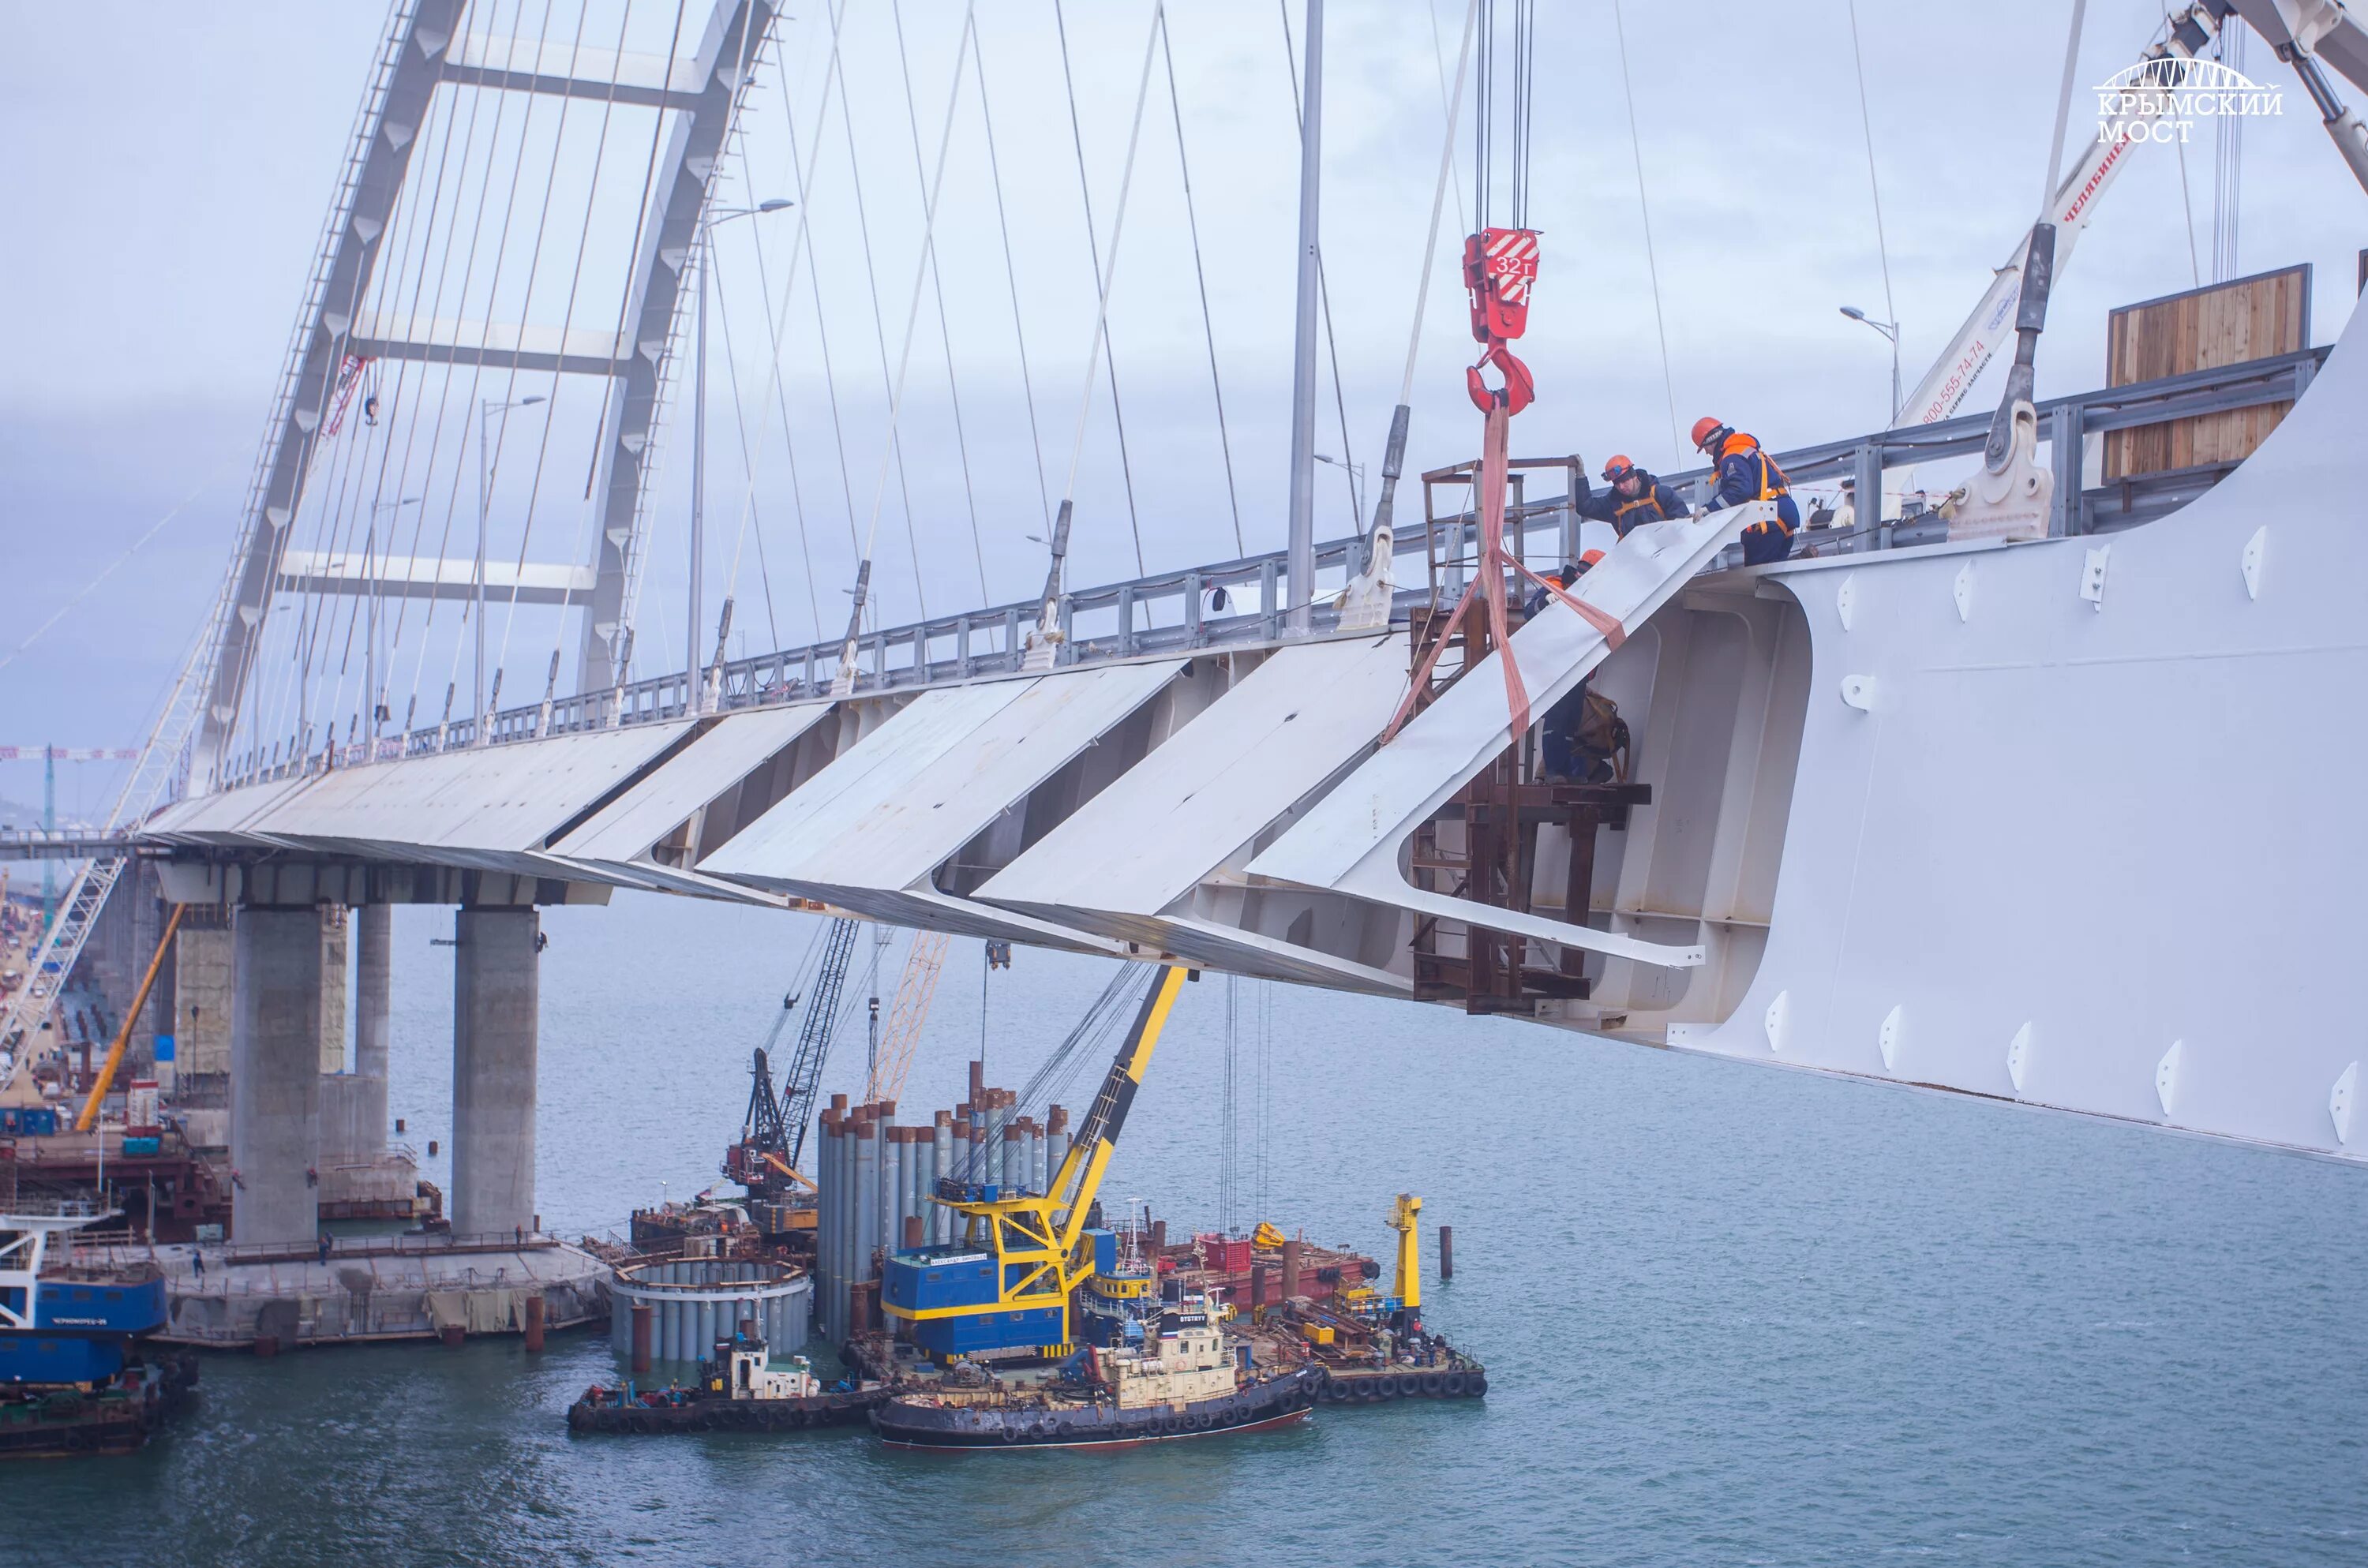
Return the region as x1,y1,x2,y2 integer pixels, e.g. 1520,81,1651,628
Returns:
1692,417,1800,566
1582,454,1688,537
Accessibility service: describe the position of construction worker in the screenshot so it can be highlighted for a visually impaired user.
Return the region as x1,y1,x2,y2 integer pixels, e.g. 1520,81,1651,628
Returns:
1692,417,1800,566
1525,557,1624,784
1583,455,1688,535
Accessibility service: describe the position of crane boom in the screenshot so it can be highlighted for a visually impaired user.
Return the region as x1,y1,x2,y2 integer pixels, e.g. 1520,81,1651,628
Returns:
864,930,949,1103
1900,6,2224,426
882,964,1190,1360
780,918,860,1168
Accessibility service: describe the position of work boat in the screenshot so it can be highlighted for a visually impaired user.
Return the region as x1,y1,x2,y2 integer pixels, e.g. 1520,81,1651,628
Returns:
0,1197,198,1458
872,1285,1323,1452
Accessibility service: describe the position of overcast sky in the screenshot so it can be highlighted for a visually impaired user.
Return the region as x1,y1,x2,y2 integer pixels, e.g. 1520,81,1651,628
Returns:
2,0,2359,814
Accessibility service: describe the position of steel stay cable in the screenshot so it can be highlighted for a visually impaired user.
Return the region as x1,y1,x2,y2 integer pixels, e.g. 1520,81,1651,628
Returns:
0,476,215,674
762,25,864,567
830,24,931,627
786,92,864,568
733,33,864,642
203,16,402,782
890,0,991,605
1843,0,1899,408
235,16,453,773
1052,0,1145,574
526,0,700,705
831,3,979,675
1157,10,1244,556
414,0,590,733
1053,4,1164,518
395,0,578,746
1401,0,1478,408
703,245,785,653
370,4,539,754
580,0,694,510
272,24,481,767
694,9,799,676
736,218,824,641
1611,0,1684,467
970,24,1054,551
562,7,776,712
321,17,512,757
487,0,647,716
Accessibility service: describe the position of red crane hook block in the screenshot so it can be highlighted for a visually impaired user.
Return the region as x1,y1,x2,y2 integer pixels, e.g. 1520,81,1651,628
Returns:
1463,227,1540,344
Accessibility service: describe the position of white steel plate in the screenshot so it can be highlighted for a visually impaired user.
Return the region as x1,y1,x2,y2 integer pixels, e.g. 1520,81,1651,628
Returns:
699,680,1034,889
143,773,320,846
553,703,835,865
216,723,694,863
705,662,1182,898
1246,506,1762,967
977,634,1407,922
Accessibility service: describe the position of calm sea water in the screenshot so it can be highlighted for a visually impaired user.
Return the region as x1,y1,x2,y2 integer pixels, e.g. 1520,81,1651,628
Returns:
9,894,2365,1566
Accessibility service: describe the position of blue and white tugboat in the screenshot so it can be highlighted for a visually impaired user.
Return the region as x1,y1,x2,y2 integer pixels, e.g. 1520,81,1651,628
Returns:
0,1194,197,1458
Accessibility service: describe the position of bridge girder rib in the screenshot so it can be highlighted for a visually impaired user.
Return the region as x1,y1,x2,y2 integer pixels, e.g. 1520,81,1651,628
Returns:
189,0,777,791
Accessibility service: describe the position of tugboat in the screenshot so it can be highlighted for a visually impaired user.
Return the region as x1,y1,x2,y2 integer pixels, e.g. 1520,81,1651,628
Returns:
568,1323,886,1434
1,1195,198,1458
871,1284,1324,1451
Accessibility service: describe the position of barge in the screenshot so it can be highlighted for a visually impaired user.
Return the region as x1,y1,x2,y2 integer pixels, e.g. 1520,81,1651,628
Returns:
1,1196,198,1458
569,1323,885,1435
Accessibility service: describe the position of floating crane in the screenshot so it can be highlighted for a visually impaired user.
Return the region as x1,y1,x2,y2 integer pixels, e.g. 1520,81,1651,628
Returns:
882,965,1189,1361
724,918,860,1230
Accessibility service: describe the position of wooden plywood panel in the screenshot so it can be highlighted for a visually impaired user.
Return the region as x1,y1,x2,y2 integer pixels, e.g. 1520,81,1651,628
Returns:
2104,265,2310,479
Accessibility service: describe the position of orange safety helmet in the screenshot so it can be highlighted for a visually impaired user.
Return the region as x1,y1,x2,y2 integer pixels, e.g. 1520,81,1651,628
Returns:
1602,454,1637,483
1690,416,1729,452
1579,548,1606,568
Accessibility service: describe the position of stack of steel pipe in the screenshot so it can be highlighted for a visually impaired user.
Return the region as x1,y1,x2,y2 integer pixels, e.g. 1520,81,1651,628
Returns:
811,1061,1072,1342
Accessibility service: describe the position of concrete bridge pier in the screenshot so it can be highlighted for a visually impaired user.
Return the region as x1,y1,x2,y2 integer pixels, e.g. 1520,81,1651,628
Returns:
320,902,391,1166
229,905,324,1246
451,904,539,1239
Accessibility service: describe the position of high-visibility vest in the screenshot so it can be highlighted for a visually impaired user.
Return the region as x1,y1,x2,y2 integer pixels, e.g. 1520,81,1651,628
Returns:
1613,489,1673,526
1721,435,1793,533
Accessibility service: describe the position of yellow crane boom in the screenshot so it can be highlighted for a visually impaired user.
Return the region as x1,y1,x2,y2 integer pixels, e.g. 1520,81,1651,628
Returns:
77,904,183,1132
882,964,1189,1356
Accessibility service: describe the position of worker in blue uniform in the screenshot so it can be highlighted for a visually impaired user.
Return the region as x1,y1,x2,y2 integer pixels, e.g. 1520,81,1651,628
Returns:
1524,556,1625,784
1581,454,1688,535
1692,416,1799,566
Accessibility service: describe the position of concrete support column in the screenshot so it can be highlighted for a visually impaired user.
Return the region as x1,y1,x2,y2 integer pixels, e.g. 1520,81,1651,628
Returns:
230,906,324,1247
451,905,539,1239
321,904,392,1165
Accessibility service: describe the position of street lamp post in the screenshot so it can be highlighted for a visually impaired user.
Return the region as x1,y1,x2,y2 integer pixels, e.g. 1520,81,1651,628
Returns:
476,395,545,747
1314,452,1366,526
1841,305,1903,424
689,198,792,714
